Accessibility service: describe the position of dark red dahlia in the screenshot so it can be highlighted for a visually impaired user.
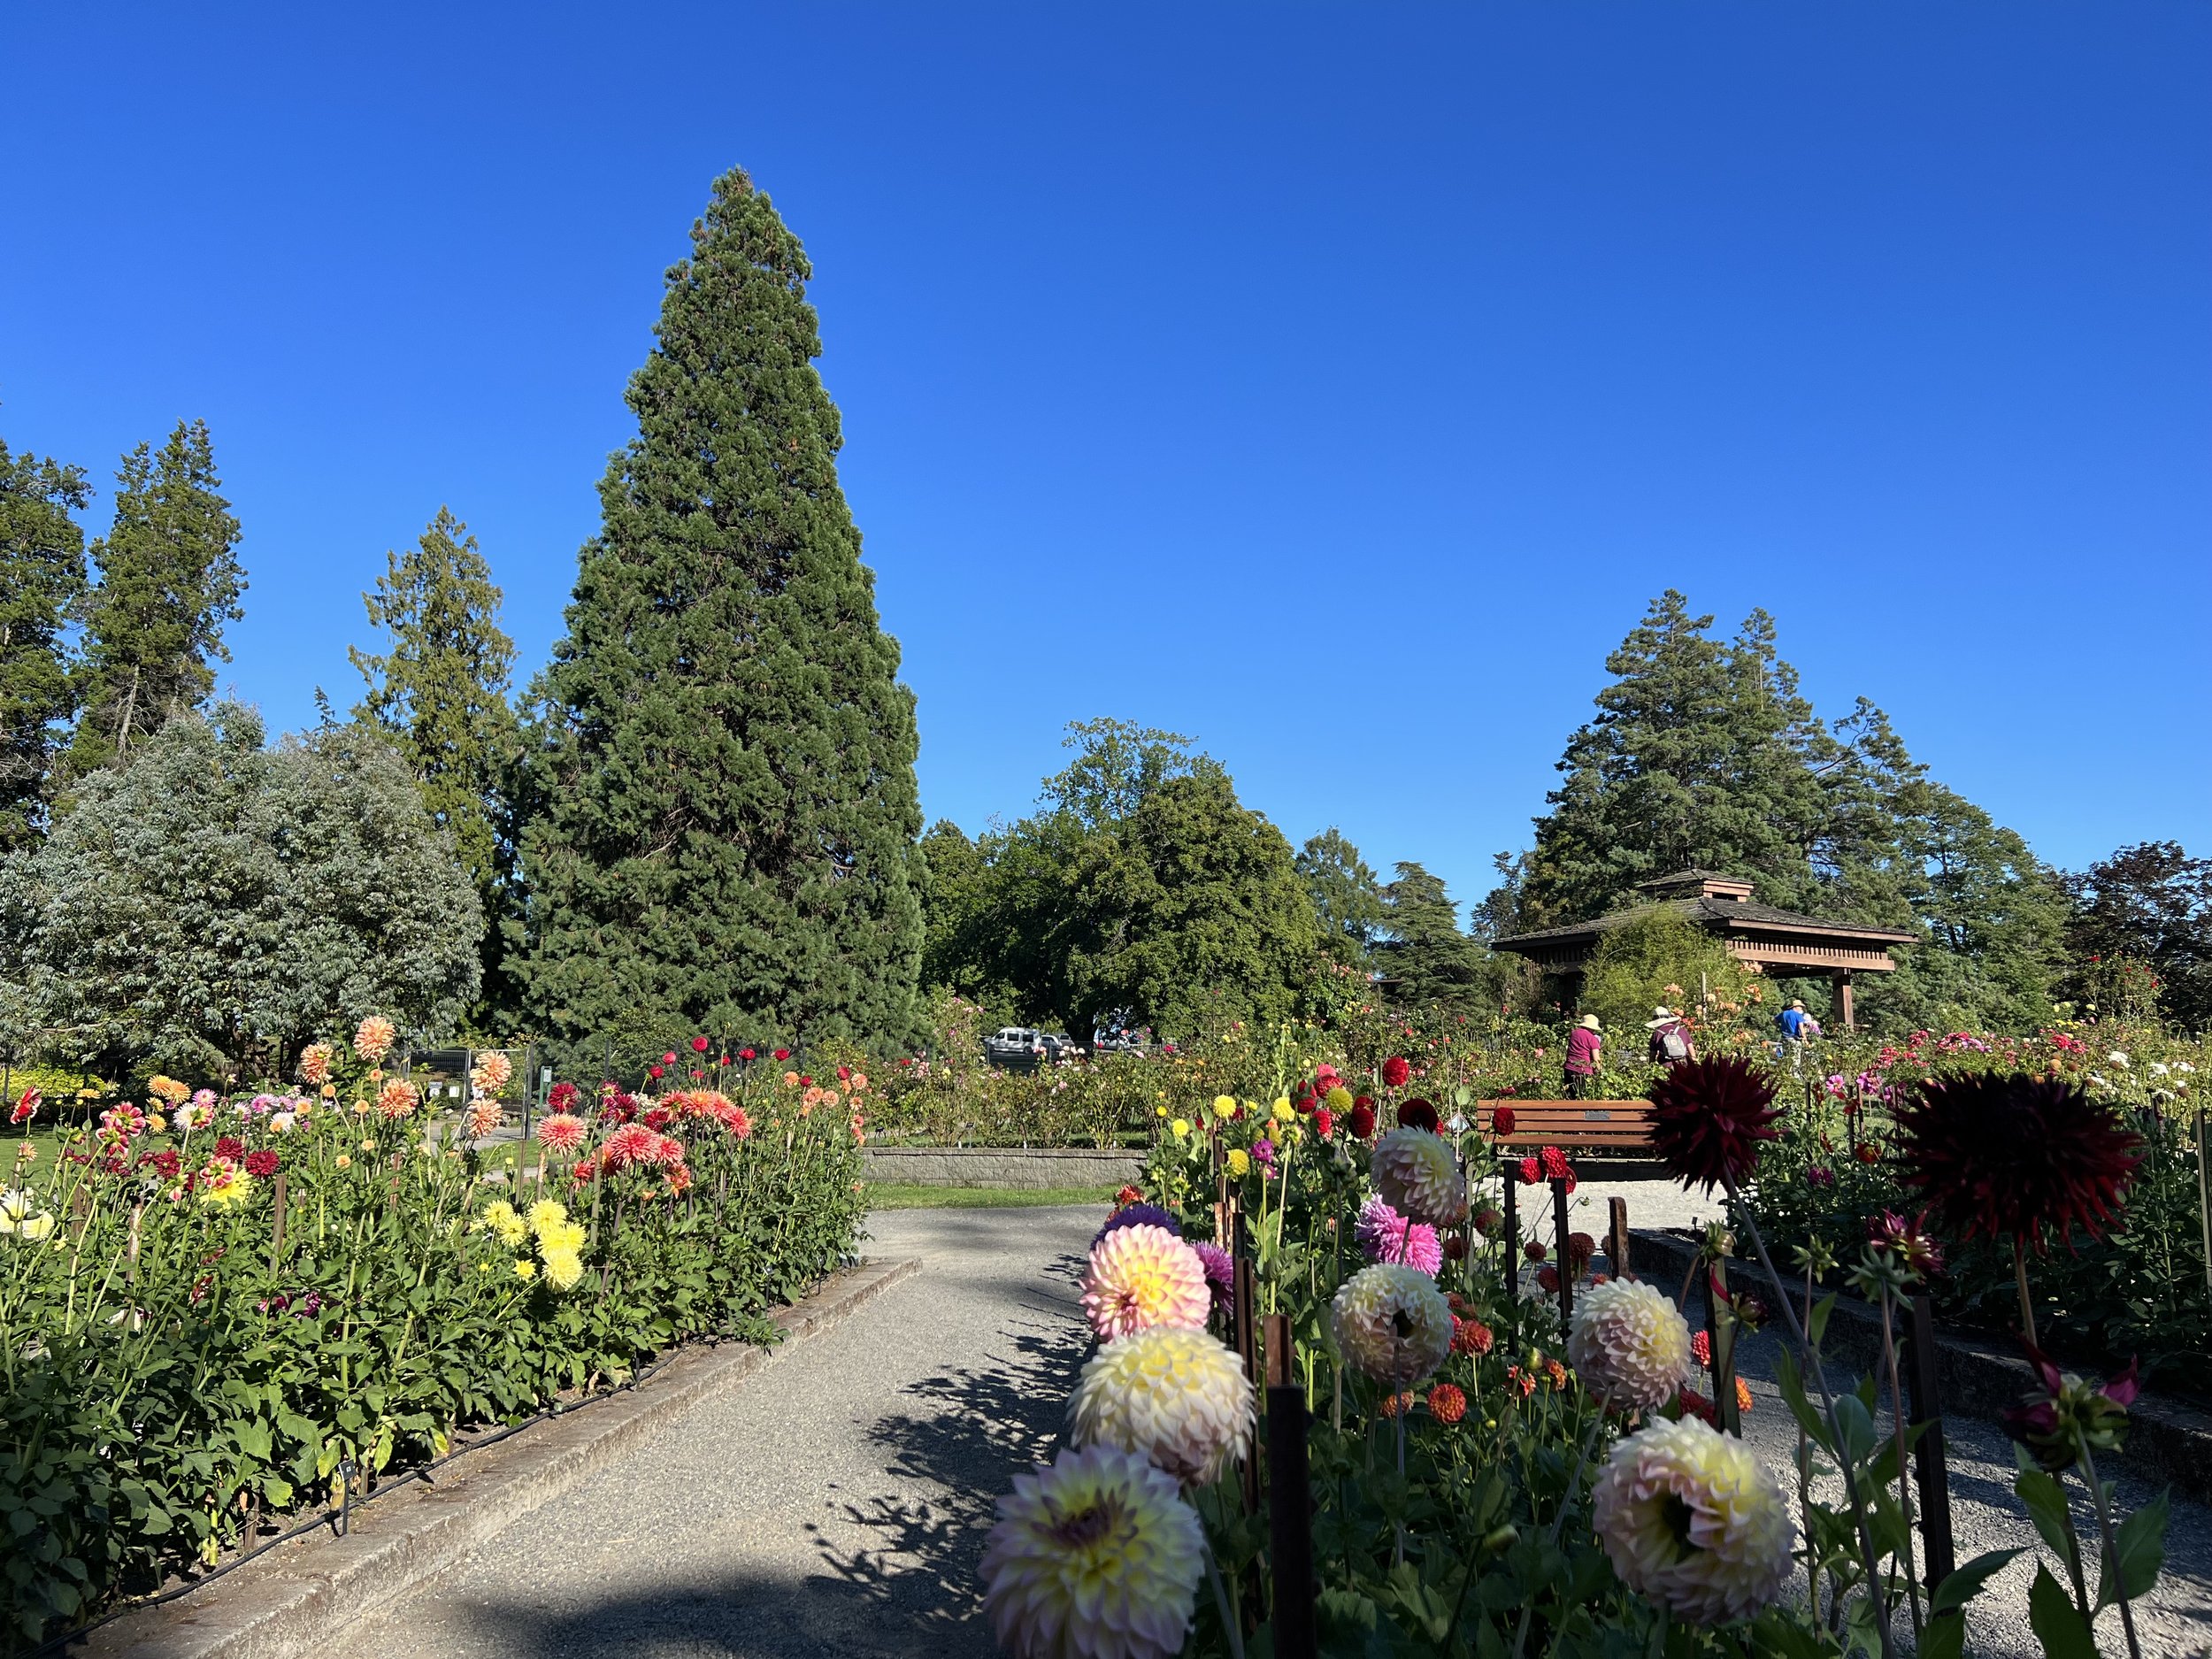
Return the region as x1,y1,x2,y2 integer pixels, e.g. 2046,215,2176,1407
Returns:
1893,1074,2140,1255
1315,1108,1333,1137
1346,1104,1376,1139
1646,1056,1782,1193
1398,1098,1440,1133
1540,1145,1572,1182
548,1081,580,1113
1524,1239,1548,1262
1381,1056,1410,1087
1517,1156,1542,1186
244,1149,280,1178
1491,1106,1517,1137
215,1136,246,1161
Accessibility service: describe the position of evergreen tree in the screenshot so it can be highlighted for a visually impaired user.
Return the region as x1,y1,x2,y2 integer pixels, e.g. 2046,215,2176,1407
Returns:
349,507,521,1020
1297,827,1386,961
519,168,924,1056
1373,862,1487,1012
2063,841,2212,1031
0,441,90,847
63,419,244,781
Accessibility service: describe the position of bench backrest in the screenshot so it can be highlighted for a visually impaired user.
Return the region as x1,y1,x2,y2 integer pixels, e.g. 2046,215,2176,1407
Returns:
1479,1100,1655,1153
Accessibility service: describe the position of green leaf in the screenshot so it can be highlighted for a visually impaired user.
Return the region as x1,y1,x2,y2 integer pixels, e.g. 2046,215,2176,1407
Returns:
1831,1394,1877,1468
1771,1348,1832,1454
2015,1469,2076,1564
1917,1611,1965,1659
2028,1562,2099,1659
2100,1488,2168,1608
1808,1292,1836,1349
1932,1547,2022,1616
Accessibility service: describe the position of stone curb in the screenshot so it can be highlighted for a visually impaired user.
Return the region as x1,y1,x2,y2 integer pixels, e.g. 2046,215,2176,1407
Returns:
1628,1228,2212,1504
74,1256,926,1659
862,1145,1145,1187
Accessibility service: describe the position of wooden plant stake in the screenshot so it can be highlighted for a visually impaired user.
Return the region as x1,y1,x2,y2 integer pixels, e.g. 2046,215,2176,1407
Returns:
1233,1208,1260,1517
1551,1177,1574,1342
1607,1195,1632,1281
1502,1176,1519,1298
2197,1110,2212,1302
1908,1291,1957,1596
1262,1312,1317,1659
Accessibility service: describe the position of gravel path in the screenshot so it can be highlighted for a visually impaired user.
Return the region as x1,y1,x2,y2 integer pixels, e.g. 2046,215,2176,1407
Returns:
326,1194,2212,1658
326,1205,1103,1659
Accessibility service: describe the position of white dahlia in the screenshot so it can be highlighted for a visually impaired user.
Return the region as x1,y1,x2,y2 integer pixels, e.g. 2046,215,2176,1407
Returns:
980,1443,1205,1659
1069,1325,1256,1486
1568,1279,1694,1412
1370,1127,1468,1227
1330,1263,1454,1385
1591,1415,1796,1625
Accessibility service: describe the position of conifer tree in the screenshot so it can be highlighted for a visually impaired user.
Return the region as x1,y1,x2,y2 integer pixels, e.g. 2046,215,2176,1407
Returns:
1298,827,1387,961
350,507,520,1018
519,168,924,1054
64,419,244,780
1374,862,1486,1011
0,440,90,848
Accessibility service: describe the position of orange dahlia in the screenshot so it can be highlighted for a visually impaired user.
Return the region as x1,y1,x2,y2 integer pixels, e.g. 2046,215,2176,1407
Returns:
1426,1383,1467,1425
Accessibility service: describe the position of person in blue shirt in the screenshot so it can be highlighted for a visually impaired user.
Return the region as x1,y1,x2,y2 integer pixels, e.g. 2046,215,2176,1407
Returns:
1775,999,1812,1070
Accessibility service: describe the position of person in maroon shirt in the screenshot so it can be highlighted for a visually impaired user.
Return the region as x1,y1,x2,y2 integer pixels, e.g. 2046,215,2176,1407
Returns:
1564,1014,1602,1098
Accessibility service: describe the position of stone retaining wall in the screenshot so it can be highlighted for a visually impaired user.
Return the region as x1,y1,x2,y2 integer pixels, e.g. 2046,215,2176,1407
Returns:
862,1145,1145,1188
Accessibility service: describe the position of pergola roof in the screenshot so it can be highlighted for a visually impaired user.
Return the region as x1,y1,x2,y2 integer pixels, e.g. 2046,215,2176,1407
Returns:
1493,872,1916,978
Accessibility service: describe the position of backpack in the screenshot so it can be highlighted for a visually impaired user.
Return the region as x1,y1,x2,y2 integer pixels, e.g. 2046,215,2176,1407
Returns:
1660,1024,1690,1062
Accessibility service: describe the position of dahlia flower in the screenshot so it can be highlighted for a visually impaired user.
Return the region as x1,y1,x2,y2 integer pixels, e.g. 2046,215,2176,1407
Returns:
528,1199,570,1236
1568,1279,1694,1412
198,1157,254,1210
1331,1264,1453,1385
471,1051,514,1094
1893,1074,2141,1253
2001,1340,2139,1472
377,1079,420,1120
540,1247,586,1291
1370,1127,1467,1227
1346,1103,1376,1139
979,1444,1203,1659
0,1189,56,1240
1451,1316,1493,1357
1382,1056,1410,1087
480,1201,529,1248
537,1112,588,1155
463,1100,504,1141
1426,1383,1467,1425
1355,1194,1442,1274
1591,1415,1795,1625
1646,1057,1782,1194
1068,1325,1255,1485
1095,1204,1179,1247
354,1015,396,1063
601,1122,661,1170
297,1043,334,1087
1397,1099,1440,1133
1082,1224,1211,1341
1190,1241,1234,1317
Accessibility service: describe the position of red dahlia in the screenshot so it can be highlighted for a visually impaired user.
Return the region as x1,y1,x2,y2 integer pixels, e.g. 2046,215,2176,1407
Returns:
1346,1104,1376,1139
244,1150,280,1178
1893,1074,2140,1254
215,1137,246,1160
1646,1056,1782,1194
1381,1056,1410,1087
1398,1098,1440,1133
1491,1106,1517,1136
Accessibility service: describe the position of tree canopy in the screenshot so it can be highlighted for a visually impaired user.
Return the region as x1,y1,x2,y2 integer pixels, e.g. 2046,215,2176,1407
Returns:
0,439,89,849
518,167,924,1061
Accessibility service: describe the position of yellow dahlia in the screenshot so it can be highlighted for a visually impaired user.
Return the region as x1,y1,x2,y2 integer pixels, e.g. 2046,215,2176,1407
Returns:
1080,1225,1210,1342
980,1444,1203,1659
1330,1263,1453,1385
540,1247,585,1291
1591,1416,1796,1625
1069,1325,1255,1485
1567,1279,1694,1412
528,1199,570,1236
1225,1148,1250,1179
1371,1127,1467,1227
512,1258,537,1281
479,1201,528,1248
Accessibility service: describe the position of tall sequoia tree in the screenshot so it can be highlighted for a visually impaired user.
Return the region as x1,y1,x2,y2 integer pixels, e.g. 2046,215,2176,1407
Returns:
518,168,924,1056
0,440,90,847
64,419,244,781
350,507,521,1020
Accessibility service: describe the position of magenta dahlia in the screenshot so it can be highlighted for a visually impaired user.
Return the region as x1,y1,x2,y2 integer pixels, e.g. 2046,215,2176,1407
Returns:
1646,1056,1781,1194
1893,1075,2140,1254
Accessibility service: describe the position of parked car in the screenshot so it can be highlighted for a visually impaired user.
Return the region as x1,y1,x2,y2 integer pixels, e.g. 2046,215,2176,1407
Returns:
1090,1021,1152,1056
1038,1033,1084,1064
985,1026,1046,1069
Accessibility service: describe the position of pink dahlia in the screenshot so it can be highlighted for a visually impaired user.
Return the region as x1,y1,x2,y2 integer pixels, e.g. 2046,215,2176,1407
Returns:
601,1122,661,1170
1355,1194,1442,1275
537,1113,588,1155
1080,1224,1210,1342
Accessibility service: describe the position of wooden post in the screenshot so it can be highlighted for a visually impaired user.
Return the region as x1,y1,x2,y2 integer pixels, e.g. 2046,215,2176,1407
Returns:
2196,1110,2212,1303
1233,1208,1261,1517
1551,1178,1573,1343
1262,1313,1317,1659
1832,970,1855,1033
1607,1196,1631,1280
1502,1176,1519,1298
1909,1292,1957,1595
268,1169,288,1276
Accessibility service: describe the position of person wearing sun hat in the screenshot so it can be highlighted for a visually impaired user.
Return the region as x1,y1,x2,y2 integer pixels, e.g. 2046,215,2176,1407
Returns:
1565,1013,1602,1099
1646,1006,1695,1066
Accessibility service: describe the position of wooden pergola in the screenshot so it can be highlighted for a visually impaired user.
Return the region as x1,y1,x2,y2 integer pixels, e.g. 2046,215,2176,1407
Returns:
1491,870,1916,1031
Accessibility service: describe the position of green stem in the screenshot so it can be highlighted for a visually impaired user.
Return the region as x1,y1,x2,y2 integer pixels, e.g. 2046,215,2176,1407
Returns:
2075,1443,2144,1659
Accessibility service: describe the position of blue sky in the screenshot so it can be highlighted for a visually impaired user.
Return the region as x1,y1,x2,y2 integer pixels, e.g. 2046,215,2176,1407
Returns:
4,4,2206,913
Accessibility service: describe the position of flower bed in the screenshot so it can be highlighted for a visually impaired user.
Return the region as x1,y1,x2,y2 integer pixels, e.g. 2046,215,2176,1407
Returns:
972,1055,2183,1659
0,1023,864,1653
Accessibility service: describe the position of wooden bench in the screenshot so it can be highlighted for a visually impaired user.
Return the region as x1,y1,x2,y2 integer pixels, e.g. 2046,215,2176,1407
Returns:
1476,1099,1656,1157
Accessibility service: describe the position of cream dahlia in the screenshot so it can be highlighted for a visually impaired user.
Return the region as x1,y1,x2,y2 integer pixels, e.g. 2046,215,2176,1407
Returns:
1591,1416,1796,1625
980,1444,1204,1659
1081,1225,1211,1341
1330,1263,1453,1385
1069,1325,1255,1485
1567,1279,1694,1412
354,1015,396,1063
1370,1127,1468,1227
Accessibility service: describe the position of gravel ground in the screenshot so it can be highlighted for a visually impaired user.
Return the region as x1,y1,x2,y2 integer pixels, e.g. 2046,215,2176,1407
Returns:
325,1205,1103,1659
325,1194,2212,1658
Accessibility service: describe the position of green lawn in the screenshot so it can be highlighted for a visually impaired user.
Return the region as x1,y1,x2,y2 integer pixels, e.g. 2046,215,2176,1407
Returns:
864,1182,1119,1210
